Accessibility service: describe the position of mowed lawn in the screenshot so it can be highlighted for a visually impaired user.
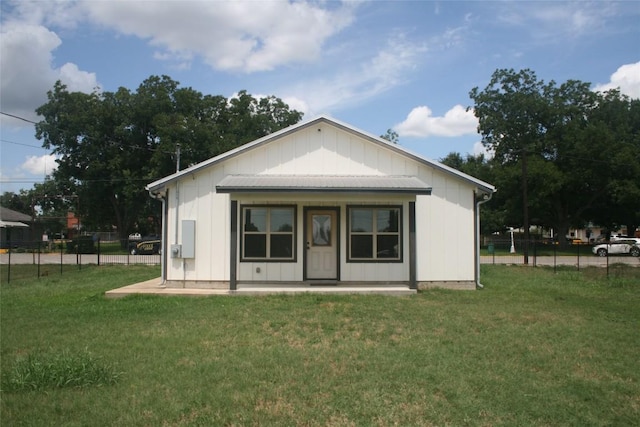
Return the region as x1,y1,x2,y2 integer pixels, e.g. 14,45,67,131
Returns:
1,265,638,426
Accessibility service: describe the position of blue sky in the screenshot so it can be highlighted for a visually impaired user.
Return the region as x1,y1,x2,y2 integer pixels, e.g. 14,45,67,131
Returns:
1,0,639,194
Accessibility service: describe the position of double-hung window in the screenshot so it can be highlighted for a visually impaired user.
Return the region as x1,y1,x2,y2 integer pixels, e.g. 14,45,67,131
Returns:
242,206,295,261
348,206,401,261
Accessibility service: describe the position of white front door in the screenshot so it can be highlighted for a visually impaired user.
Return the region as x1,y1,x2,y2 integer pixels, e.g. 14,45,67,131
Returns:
306,209,338,280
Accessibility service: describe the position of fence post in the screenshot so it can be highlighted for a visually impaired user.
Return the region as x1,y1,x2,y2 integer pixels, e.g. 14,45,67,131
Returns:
576,243,580,271
37,241,41,279
97,238,101,266
60,238,63,275
553,241,557,273
492,240,495,265
7,231,11,284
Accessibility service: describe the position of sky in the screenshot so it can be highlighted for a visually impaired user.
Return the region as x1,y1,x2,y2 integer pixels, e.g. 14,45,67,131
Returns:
1,0,639,194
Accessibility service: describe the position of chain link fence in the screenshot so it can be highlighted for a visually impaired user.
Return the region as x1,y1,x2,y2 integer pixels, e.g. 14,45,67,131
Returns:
1,238,160,283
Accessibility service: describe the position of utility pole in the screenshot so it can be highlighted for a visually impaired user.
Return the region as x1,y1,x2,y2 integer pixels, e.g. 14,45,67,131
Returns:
176,143,181,172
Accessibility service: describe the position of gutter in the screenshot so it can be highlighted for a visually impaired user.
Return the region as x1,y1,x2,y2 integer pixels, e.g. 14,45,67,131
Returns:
475,190,494,289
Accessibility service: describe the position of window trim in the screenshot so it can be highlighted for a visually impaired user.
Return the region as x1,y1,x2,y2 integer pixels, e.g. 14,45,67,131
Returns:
347,205,403,263
240,205,297,262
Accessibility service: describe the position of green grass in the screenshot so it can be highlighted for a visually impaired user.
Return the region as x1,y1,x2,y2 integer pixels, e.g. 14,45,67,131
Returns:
97,241,129,255
482,243,597,257
1,265,639,426
2,349,121,391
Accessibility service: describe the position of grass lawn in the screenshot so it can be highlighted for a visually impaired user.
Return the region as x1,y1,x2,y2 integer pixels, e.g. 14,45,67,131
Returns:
1,265,639,426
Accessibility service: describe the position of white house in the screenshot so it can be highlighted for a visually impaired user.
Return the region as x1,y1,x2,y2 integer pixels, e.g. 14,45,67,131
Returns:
146,116,495,291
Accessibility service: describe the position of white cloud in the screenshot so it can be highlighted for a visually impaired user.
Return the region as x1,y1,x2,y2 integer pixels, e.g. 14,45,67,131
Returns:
593,61,640,99
1,0,83,29
82,1,357,73
0,22,98,127
282,97,310,116
472,141,494,159
394,105,479,138
497,2,617,40
283,33,427,116
21,154,58,176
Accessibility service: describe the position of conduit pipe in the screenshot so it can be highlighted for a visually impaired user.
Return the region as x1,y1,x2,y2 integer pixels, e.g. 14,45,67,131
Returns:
149,188,168,283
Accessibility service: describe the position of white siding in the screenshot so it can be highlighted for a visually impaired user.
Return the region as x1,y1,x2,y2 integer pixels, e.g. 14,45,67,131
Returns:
164,121,479,285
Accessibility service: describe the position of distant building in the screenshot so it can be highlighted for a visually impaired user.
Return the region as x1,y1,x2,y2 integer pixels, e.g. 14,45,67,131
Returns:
0,206,31,249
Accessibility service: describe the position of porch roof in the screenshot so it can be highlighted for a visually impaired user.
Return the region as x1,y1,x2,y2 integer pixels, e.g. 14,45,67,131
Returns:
215,174,432,195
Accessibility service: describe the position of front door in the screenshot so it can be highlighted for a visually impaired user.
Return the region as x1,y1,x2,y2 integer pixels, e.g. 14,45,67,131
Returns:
305,209,338,280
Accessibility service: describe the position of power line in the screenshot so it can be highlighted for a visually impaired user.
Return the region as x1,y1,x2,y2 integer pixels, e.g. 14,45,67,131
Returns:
0,138,46,150
0,111,38,124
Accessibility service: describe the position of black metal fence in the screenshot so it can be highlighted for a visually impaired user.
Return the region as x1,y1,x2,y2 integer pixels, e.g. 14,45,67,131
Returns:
1,239,160,283
3,237,638,284
482,239,640,273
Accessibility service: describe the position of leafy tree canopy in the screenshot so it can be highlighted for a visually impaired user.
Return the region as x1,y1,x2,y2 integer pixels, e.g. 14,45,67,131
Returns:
33,76,303,238
468,68,639,242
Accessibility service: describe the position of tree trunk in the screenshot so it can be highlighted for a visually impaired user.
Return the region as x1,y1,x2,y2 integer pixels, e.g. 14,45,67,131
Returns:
556,223,571,249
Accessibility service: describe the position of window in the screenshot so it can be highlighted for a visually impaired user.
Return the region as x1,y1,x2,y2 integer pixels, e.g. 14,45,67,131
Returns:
348,206,401,261
242,206,295,261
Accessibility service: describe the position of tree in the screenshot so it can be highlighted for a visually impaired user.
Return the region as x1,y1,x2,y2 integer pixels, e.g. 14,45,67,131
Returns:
587,92,640,236
380,129,399,144
469,69,640,247
1,190,32,215
35,76,303,240
471,70,593,253
469,69,552,260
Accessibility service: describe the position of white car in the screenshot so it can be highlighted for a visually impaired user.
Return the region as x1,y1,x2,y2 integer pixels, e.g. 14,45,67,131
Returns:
592,239,640,257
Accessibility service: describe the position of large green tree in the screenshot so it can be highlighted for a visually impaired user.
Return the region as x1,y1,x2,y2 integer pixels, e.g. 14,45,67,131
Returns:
469,69,640,251
586,91,640,236
35,76,303,239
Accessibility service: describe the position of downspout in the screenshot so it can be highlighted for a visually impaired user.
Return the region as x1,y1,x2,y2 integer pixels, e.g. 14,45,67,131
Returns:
149,188,168,284
475,190,494,289
175,180,184,281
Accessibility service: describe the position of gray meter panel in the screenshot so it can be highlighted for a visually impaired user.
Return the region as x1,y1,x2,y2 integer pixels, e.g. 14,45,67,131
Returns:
182,220,195,258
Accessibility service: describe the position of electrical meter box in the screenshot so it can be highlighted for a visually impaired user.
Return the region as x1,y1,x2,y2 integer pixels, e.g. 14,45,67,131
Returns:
181,220,195,258
170,244,182,258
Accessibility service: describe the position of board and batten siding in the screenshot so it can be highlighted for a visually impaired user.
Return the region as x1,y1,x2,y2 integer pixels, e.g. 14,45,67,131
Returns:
164,121,477,285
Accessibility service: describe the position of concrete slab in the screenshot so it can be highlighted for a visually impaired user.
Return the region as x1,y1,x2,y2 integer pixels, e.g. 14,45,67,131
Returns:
105,278,416,298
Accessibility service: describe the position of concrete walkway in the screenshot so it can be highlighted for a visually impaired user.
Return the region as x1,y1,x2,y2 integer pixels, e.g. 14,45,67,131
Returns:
105,278,416,298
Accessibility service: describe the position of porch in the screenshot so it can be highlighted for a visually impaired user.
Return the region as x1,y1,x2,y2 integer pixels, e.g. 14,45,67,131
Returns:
104,278,416,298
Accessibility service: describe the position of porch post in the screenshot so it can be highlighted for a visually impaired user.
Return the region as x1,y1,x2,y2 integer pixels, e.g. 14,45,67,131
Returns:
409,201,417,290
230,200,237,291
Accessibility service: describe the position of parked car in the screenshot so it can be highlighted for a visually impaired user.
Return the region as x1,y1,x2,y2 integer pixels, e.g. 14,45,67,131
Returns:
592,239,640,257
129,236,161,255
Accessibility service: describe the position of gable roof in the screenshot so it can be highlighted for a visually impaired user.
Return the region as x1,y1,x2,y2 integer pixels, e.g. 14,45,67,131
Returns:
146,115,496,195
0,206,32,222
0,206,31,228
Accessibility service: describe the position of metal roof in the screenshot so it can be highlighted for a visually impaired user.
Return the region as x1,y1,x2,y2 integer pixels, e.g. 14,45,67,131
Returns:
215,175,432,195
147,115,496,195
0,220,29,228
0,206,32,222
